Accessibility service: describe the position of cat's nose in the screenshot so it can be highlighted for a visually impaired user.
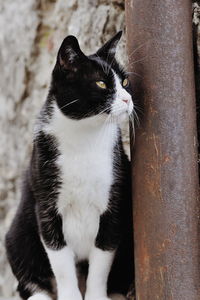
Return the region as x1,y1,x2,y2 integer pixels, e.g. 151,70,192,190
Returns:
122,99,129,104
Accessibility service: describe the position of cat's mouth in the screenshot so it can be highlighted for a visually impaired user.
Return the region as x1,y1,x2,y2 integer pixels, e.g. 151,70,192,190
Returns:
110,100,134,122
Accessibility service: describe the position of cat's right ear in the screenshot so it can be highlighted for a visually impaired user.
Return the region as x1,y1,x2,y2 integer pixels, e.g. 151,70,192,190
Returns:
57,36,86,71
96,31,122,61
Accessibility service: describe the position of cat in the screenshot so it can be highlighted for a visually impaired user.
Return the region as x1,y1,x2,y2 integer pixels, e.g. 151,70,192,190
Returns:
5,31,134,300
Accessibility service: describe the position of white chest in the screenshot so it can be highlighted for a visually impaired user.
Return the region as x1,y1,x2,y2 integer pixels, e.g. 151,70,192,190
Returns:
45,106,118,260
57,146,113,260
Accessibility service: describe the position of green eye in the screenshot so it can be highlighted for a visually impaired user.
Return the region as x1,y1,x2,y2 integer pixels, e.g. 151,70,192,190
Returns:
122,78,129,87
96,81,107,89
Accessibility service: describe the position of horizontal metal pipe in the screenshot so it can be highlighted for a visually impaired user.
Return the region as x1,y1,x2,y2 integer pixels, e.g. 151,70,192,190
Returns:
125,1,200,299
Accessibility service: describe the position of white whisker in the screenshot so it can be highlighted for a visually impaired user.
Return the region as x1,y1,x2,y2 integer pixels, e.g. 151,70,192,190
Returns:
97,107,110,116
132,108,140,127
59,99,79,110
128,55,148,67
125,71,143,79
129,114,136,143
128,40,151,60
92,114,111,149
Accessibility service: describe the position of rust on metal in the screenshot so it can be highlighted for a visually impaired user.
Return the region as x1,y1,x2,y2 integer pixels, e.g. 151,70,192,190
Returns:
125,0,200,299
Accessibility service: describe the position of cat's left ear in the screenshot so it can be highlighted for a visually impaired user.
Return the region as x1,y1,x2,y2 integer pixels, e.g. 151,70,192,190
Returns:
57,35,86,71
96,31,122,61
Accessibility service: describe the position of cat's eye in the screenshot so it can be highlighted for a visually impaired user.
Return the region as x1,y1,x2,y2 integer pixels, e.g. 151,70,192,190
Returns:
122,78,129,87
96,81,107,89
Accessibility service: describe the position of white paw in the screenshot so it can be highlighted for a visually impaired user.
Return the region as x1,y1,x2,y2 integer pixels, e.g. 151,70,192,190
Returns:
97,298,111,300
59,290,83,300
95,298,111,300
60,296,82,300
28,293,52,300
85,297,111,300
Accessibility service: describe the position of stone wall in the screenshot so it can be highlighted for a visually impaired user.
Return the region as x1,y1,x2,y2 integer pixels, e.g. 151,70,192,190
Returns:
0,0,127,297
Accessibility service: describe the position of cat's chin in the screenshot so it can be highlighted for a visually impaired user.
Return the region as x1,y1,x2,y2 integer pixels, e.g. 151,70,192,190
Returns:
110,112,129,124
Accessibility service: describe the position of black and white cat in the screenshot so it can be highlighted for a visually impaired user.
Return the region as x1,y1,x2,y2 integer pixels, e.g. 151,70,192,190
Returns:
6,31,134,300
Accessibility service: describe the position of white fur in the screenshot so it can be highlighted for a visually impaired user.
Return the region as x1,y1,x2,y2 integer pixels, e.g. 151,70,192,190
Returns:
45,246,82,300
28,293,52,300
25,282,40,294
111,72,133,120
44,104,118,261
42,74,133,299
66,48,77,63
85,247,114,300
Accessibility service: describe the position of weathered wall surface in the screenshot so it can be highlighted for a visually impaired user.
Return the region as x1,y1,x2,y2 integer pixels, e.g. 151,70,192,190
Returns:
0,0,127,297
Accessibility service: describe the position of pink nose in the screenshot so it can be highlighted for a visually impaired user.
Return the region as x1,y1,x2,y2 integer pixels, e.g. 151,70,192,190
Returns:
122,99,129,104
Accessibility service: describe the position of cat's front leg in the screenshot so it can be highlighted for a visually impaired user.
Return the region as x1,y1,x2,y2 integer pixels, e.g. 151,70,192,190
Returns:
37,199,82,300
85,247,115,300
45,246,82,300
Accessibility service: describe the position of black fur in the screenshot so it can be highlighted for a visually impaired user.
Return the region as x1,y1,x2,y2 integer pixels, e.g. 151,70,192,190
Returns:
5,32,134,299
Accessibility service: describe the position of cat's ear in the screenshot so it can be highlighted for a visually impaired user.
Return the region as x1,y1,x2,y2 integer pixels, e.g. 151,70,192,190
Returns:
57,35,86,71
96,31,122,60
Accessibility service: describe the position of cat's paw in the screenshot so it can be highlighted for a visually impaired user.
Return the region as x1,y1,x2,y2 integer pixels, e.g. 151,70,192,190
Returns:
59,290,83,300
85,297,111,300
60,295,82,300
28,293,52,300
97,298,111,300
94,298,111,300
60,296,82,300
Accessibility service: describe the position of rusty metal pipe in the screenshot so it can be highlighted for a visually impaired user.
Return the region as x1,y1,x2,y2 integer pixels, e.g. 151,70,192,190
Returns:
125,1,200,299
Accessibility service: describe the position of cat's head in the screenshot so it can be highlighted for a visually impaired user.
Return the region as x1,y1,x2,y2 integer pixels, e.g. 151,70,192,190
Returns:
51,31,133,123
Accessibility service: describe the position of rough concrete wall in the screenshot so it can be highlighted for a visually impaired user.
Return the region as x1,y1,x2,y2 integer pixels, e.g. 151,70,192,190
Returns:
0,0,40,297
0,0,127,298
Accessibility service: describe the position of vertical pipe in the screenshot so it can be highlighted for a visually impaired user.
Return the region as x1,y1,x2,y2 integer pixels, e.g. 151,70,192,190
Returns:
125,1,200,299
